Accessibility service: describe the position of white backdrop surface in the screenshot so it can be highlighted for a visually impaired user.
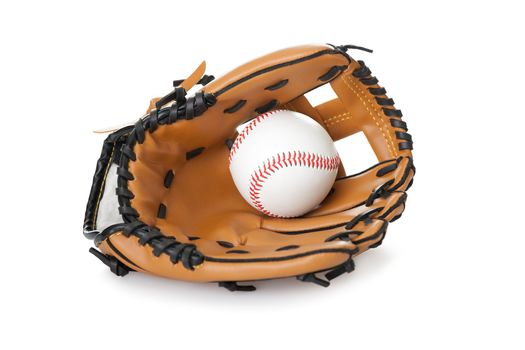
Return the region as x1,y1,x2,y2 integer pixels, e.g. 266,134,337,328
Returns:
0,1,523,349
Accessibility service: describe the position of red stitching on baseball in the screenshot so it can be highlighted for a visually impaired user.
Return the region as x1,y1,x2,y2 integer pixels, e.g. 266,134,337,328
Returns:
229,110,282,163
248,151,340,218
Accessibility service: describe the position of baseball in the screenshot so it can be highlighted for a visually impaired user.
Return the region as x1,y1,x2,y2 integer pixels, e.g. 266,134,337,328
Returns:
229,110,340,218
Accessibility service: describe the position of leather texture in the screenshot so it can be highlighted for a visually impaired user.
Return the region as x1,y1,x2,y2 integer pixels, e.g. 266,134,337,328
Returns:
88,44,415,285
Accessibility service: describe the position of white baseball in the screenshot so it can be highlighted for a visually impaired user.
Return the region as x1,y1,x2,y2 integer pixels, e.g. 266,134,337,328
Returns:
229,110,340,218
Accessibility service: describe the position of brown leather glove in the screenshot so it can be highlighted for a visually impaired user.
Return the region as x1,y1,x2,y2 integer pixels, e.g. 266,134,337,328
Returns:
84,44,414,291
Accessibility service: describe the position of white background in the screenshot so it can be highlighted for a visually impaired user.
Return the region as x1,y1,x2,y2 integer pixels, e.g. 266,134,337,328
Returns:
1,1,523,349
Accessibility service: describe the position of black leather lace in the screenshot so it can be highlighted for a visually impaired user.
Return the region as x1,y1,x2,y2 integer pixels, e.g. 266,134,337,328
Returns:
122,221,204,270
147,75,217,133
352,60,414,151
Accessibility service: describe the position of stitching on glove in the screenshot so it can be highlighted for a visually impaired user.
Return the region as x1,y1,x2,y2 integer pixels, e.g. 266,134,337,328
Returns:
248,151,340,218
325,111,352,123
351,60,413,152
327,115,353,127
325,111,354,127
342,74,397,158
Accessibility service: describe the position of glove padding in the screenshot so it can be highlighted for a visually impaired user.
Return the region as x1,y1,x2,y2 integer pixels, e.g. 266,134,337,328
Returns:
85,44,414,290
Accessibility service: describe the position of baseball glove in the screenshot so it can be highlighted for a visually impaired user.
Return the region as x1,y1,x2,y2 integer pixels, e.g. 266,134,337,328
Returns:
84,44,414,291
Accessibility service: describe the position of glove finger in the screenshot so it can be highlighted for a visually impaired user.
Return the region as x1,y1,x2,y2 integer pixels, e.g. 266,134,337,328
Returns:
375,190,407,222
96,226,356,283
95,213,387,283
306,156,413,219
262,207,389,254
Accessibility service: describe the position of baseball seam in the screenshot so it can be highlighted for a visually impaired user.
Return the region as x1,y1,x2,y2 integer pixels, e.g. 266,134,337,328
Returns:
229,109,282,163
248,151,340,218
